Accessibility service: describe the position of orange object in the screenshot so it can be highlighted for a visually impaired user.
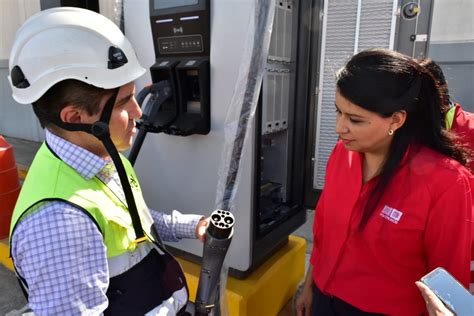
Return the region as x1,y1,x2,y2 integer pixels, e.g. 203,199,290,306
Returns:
0,136,21,239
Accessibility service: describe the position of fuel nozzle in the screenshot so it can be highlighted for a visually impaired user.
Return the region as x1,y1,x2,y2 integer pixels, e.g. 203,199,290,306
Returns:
128,80,173,165
195,209,235,315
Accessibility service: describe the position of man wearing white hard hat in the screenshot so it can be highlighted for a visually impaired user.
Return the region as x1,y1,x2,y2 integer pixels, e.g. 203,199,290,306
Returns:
8,7,208,315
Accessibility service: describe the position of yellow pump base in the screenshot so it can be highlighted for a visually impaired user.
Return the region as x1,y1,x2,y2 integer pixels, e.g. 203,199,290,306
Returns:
177,235,306,316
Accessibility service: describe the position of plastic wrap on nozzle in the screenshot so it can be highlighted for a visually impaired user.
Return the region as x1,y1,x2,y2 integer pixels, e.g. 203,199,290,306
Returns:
195,209,234,315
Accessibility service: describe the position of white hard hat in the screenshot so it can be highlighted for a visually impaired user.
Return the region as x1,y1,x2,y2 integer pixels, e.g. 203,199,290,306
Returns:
8,7,146,104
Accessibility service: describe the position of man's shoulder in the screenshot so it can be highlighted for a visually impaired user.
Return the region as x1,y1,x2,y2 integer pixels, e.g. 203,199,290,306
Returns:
13,201,96,234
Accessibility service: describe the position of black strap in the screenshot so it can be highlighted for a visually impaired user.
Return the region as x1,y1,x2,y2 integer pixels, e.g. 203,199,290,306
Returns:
91,92,145,240
99,133,145,240
99,91,116,124
16,270,29,300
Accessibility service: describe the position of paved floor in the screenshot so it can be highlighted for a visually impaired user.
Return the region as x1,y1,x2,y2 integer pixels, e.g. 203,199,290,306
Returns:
0,264,26,315
3,136,41,168
0,136,314,315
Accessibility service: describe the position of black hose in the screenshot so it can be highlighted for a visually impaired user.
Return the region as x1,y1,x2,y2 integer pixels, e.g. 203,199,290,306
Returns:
210,1,274,316
128,127,148,166
219,0,273,212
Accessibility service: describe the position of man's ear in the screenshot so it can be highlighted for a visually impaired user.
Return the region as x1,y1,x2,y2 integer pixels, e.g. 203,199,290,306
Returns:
59,104,84,124
390,110,407,132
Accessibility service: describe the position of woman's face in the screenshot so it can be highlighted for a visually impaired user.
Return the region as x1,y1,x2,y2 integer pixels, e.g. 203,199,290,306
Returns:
335,90,395,156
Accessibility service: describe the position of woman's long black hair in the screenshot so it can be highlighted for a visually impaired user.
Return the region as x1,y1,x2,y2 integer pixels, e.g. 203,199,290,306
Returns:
336,48,469,230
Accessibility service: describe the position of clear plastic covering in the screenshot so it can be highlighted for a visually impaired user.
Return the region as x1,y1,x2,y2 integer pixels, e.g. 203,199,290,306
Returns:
212,1,275,314
214,0,275,213
99,0,124,30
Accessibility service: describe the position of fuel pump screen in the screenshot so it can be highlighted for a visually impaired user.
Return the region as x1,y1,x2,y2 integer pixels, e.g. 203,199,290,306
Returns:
154,0,199,10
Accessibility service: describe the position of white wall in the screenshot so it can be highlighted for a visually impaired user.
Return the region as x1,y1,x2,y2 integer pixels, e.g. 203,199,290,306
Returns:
430,0,474,43
0,0,41,60
0,0,43,141
0,0,121,61
428,0,474,111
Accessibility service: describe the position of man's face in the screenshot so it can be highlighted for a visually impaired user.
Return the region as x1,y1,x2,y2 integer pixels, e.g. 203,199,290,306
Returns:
89,82,142,154
107,82,142,152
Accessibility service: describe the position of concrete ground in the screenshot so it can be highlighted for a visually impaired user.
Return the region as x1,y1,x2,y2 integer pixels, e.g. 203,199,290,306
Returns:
0,264,27,315
0,136,314,315
4,136,41,167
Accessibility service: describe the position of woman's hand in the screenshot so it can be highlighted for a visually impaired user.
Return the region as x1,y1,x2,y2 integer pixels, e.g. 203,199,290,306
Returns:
296,281,314,316
416,281,454,316
297,265,315,316
195,217,209,242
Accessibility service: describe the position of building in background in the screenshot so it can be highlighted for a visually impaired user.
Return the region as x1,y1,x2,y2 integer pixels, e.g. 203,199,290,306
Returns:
429,0,473,111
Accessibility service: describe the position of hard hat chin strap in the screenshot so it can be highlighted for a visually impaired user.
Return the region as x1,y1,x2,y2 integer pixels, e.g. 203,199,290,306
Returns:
33,91,146,242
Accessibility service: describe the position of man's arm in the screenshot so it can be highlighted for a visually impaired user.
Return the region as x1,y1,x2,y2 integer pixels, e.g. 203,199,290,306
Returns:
149,209,204,241
11,202,109,315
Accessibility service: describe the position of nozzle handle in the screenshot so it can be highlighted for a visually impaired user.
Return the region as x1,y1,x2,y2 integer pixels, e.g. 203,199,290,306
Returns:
195,209,234,315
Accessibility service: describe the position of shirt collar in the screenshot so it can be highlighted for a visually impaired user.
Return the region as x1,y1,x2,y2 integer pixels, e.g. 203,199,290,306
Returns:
45,129,109,180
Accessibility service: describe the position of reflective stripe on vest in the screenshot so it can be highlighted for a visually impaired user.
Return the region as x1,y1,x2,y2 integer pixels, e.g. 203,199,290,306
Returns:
109,241,155,278
145,287,188,316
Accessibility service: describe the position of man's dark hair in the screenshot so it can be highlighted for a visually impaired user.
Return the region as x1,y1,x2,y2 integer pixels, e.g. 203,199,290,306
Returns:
32,79,113,129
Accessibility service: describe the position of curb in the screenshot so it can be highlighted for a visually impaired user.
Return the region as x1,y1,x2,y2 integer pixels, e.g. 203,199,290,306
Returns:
17,164,28,181
0,163,26,271
0,238,13,271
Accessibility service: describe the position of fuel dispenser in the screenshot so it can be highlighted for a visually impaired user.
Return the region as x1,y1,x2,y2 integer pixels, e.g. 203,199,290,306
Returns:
125,0,306,278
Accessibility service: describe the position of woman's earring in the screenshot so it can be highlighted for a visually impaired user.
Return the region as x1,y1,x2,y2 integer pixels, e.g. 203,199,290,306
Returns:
388,129,394,136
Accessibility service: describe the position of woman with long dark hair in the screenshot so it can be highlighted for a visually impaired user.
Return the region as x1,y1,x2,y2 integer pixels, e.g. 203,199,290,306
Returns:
297,48,472,315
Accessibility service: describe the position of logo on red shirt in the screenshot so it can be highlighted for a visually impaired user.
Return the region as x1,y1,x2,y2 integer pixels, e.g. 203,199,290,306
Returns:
380,205,403,224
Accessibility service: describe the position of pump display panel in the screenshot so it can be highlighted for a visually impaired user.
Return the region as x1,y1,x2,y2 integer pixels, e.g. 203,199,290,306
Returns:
150,0,209,58
158,35,203,54
154,0,199,10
